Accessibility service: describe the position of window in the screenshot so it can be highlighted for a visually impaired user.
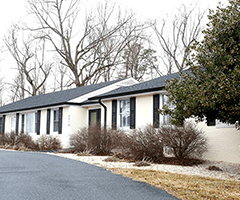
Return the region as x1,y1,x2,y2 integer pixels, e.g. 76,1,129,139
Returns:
11,116,16,132
89,109,101,126
119,99,130,127
54,110,59,132
161,95,173,125
26,113,34,133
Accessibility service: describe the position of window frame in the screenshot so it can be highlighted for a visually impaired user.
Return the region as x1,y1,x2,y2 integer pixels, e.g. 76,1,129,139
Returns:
10,116,16,133
119,98,130,128
160,94,174,126
25,112,35,134
53,109,59,132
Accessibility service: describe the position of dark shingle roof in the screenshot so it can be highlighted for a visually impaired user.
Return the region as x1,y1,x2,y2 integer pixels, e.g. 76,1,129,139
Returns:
0,78,125,114
89,71,185,100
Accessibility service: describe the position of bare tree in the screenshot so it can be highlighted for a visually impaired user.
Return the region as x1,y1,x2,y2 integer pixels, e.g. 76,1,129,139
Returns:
4,24,52,97
27,0,146,87
119,42,159,81
152,3,206,73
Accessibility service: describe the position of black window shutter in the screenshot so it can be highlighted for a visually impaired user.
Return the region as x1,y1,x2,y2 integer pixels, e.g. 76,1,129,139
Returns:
37,110,41,135
58,107,63,134
0,118,2,133
112,100,117,129
15,113,19,134
21,115,25,133
207,118,216,126
153,94,160,128
2,115,5,133
47,109,51,135
130,97,136,129
97,109,101,125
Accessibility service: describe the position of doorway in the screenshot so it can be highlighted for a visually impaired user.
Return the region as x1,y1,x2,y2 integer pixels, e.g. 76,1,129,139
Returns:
89,109,101,126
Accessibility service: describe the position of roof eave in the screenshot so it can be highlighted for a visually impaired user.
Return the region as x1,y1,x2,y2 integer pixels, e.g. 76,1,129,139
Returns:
0,102,83,115
88,86,165,100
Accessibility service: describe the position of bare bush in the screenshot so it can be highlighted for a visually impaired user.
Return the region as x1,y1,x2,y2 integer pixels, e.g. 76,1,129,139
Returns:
0,132,38,150
70,125,126,155
15,133,39,150
0,132,18,146
37,135,62,151
159,122,207,160
0,133,7,145
125,125,164,162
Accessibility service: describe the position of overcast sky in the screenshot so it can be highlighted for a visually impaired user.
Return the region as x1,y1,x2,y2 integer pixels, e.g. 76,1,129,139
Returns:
0,0,229,38
0,0,229,76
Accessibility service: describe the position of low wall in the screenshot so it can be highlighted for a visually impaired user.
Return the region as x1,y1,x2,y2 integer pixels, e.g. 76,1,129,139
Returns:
198,122,240,164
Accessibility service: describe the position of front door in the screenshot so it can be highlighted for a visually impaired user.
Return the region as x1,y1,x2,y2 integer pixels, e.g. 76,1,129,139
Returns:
89,109,101,126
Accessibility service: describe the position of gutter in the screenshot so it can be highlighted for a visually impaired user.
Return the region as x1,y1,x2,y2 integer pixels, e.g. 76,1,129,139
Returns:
98,99,107,130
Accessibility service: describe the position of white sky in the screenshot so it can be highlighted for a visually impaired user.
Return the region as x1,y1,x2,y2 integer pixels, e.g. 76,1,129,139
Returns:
0,0,229,38
0,0,229,79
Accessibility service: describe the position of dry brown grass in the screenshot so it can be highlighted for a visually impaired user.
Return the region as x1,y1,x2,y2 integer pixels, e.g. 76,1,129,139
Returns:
110,168,240,200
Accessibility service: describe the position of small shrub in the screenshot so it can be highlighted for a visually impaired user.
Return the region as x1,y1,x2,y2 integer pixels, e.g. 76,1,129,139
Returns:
0,133,7,145
2,132,18,146
37,135,62,150
125,124,164,162
15,133,39,150
133,161,151,167
159,122,207,160
103,156,120,162
0,132,39,150
207,165,222,171
70,125,126,155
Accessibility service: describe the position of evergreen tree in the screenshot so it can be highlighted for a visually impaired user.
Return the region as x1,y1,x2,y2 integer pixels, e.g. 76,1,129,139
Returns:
162,0,240,125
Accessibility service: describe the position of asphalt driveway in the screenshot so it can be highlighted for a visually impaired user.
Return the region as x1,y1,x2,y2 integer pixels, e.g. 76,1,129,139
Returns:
0,150,179,200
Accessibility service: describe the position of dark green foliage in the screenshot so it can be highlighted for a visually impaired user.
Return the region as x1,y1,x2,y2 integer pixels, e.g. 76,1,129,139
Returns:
162,0,240,125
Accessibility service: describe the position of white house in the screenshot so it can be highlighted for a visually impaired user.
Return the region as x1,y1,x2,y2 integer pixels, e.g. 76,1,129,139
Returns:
0,72,239,163
0,78,138,148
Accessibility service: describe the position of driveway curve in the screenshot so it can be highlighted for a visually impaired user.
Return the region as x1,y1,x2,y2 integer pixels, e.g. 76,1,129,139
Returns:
0,150,179,200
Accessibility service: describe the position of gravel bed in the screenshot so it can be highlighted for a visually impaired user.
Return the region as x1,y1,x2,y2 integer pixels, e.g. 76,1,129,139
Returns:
48,153,240,181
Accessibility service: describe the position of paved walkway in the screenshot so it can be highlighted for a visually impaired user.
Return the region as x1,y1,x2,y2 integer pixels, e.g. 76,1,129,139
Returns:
0,150,179,200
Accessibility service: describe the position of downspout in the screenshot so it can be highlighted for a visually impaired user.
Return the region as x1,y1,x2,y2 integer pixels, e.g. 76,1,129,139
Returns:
98,99,107,130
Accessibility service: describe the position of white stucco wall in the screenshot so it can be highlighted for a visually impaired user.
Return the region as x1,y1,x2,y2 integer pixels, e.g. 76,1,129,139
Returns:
72,106,88,135
40,109,47,135
136,95,153,129
197,122,240,164
5,115,11,133
104,100,112,127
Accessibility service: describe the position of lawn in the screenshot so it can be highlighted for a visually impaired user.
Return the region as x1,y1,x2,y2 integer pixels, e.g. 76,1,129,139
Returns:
110,168,240,200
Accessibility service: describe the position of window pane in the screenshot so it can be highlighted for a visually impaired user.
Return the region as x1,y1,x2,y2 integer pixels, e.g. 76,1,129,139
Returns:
127,115,130,126
26,113,34,133
91,112,97,124
35,113,38,133
11,117,16,132
54,122,58,132
54,110,59,132
123,115,126,127
120,114,123,127
119,99,130,128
